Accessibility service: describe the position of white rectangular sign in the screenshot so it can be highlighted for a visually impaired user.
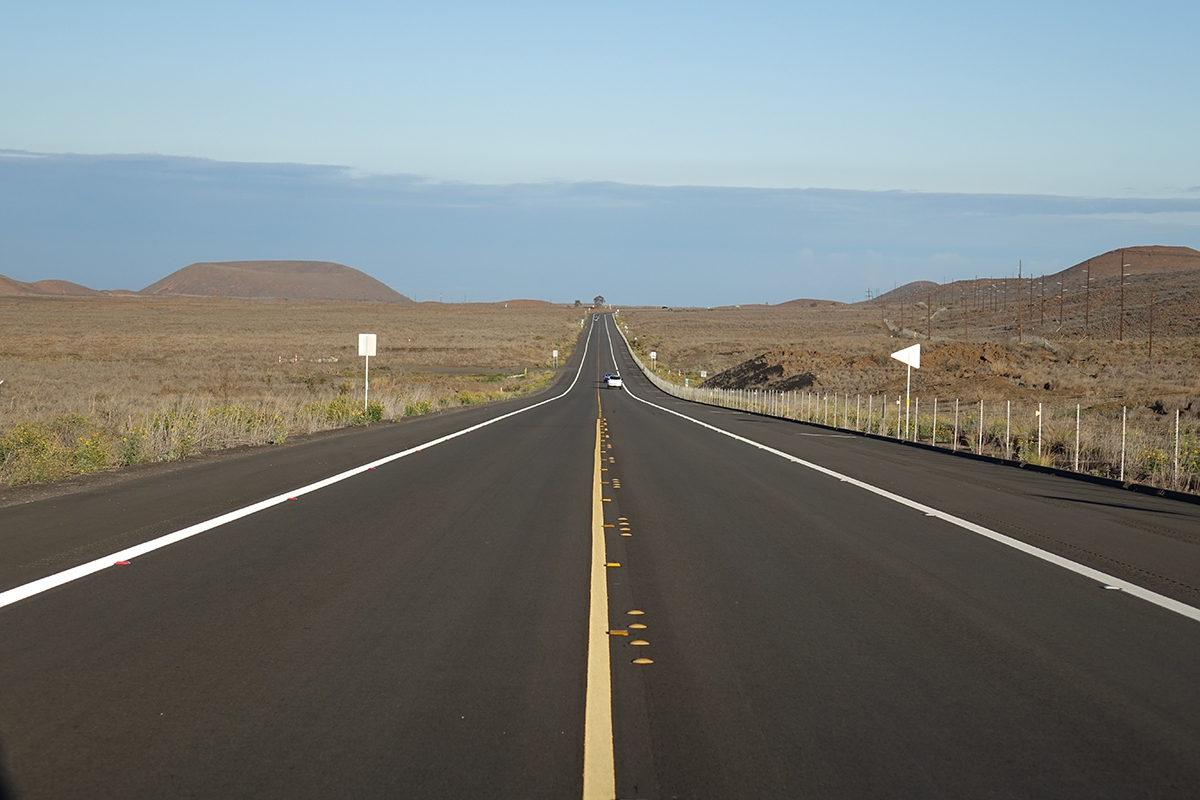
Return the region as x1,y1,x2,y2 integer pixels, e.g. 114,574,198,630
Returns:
358,333,377,357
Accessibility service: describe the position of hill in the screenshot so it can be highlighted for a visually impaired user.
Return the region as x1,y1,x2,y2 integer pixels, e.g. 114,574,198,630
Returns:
776,298,848,308
867,246,1200,306
139,261,412,303
0,275,104,297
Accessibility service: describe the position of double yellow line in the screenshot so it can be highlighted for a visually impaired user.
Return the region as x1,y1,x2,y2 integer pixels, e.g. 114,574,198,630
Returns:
582,406,615,798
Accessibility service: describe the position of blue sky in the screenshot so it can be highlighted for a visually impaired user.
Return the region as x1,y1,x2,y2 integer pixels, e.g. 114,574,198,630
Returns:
2,2,1198,302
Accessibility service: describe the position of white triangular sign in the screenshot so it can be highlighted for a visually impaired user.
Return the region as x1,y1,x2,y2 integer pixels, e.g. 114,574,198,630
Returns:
890,343,920,369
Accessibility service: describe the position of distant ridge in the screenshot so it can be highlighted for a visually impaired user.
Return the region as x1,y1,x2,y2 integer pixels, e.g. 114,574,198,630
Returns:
775,298,847,308
140,260,412,303
0,275,104,297
1056,245,1200,281
867,246,1200,304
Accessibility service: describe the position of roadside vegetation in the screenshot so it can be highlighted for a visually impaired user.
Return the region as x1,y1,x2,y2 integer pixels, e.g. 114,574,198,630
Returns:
617,285,1200,495
0,297,582,486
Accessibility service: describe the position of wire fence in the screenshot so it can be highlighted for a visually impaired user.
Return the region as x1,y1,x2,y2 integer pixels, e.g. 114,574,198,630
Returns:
614,322,1199,496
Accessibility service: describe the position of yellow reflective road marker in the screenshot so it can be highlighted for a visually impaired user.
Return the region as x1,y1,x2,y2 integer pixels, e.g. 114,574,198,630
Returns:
583,417,615,800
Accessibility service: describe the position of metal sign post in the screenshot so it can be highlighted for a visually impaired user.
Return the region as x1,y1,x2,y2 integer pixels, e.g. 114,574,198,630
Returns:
890,344,921,439
358,333,377,411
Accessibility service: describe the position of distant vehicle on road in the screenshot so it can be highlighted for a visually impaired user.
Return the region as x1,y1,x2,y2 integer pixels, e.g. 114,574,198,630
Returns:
605,373,623,388
594,315,599,320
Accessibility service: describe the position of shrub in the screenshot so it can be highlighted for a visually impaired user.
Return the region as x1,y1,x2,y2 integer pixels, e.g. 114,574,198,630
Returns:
404,399,433,417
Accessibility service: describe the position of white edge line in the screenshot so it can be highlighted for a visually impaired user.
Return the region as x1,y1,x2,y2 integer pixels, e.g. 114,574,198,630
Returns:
605,318,1200,626
0,320,599,611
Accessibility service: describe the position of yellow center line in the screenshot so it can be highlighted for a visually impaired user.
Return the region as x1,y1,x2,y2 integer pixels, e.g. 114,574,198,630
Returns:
583,412,615,798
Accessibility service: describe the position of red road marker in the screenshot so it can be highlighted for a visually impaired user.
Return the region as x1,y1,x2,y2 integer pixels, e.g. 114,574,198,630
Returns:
287,497,298,501
114,561,130,566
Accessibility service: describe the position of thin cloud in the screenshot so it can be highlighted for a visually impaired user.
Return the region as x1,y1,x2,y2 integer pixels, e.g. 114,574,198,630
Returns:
1,153,1198,305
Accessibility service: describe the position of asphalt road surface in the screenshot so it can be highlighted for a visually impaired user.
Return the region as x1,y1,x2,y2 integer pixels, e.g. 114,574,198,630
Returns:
2,314,1200,798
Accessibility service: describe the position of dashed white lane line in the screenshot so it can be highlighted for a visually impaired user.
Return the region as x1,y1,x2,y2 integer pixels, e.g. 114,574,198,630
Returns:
0,320,599,612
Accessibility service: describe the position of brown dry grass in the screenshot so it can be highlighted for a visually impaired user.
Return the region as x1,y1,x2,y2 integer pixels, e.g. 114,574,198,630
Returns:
619,288,1200,493
0,296,586,484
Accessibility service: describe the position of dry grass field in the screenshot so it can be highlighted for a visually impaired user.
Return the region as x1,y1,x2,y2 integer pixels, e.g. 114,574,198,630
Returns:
0,296,585,485
620,269,1200,493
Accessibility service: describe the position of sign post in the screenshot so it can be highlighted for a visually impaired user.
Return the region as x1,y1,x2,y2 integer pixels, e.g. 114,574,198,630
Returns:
890,343,920,439
359,333,377,411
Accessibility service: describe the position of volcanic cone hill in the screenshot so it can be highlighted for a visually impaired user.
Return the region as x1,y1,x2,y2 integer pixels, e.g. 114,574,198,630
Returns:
139,261,412,303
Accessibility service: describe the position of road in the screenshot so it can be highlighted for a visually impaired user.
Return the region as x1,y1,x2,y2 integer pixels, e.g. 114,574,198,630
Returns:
2,314,1200,798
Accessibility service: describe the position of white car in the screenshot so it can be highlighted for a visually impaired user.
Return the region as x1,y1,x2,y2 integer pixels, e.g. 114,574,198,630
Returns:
605,373,623,388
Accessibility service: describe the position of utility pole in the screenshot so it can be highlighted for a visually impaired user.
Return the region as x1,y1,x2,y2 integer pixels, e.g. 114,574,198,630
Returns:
1119,249,1130,341
1017,261,1023,343
1149,284,1155,358
1040,275,1045,326
1084,259,1091,330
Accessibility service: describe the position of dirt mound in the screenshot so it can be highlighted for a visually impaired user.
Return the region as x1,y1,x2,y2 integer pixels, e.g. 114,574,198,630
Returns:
705,349,818,391
140,261,411,303
700,341,1076,398
0,275,104,297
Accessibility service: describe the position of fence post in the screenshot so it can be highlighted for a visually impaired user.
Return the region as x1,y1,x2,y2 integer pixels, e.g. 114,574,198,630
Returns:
978,400,984,453
1074,403,1081,472
1176,408,1181,487
1037,402,1043,458
856,394,861,431
914,397,919,442
933,399,938,446
1006,400,1011,460
1120,406,1127,481
953,399,959,452
868,394,874,433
